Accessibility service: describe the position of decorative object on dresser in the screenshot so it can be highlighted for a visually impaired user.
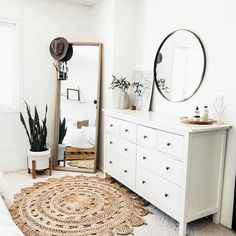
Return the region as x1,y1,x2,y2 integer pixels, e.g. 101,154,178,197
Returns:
20,102,51,179
9,175,149,236
180,105,214,124
201,105,209,121
130,70,153,111
154,29,207,102
213,95,226,124
103,109,230,236
180,117,215,125
109,75,131,109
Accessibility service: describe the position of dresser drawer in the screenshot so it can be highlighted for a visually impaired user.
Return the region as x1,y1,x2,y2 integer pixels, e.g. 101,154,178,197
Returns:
119,139,136,163
106,133,136,162
118,159,136,189
120,120,136,142
106,150,120,175
137,125,157,148
106,116,120,135
157,130,184,159
136,166,181,215
106,133,119,152
106,150,135,189
137,146,182,186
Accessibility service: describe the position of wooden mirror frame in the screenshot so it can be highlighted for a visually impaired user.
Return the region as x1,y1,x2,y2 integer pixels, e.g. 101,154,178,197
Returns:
51,42,102,173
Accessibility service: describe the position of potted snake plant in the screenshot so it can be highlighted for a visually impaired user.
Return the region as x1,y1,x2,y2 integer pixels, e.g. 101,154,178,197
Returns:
58,117,67,164
20,102,50,172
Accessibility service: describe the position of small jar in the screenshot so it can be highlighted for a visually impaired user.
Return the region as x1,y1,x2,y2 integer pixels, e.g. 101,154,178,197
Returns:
201,106,209,121
194,106,200,120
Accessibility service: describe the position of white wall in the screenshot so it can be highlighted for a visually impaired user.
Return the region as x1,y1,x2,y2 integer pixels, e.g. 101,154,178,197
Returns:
88,0,115,170
89,0,137,170
112,0,137,82
0,0,93,172
134,0,236,228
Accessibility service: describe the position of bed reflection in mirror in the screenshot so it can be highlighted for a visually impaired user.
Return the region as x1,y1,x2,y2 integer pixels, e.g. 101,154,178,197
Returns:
56,43,101,172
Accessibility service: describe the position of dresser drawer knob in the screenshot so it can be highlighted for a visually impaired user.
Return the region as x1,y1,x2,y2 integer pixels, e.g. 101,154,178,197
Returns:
125,129,129,132
142,180,146,184
124,170,128,173
109,141,113,144
110,124,114,127
165,166,170,170
143,135,148,139
166,142,172,147
109,161,113,164
143,156,147,160
164,193,169,197
124,148,128,152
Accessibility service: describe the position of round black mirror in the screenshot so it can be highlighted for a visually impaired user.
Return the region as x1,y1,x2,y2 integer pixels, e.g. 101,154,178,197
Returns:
154,29,206,102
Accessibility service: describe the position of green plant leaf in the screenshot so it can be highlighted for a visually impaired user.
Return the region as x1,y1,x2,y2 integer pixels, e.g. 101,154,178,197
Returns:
20,102,48,152
59,117,67,144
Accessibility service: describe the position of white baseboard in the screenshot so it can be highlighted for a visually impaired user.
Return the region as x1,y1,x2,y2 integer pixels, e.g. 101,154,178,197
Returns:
2,168,27,174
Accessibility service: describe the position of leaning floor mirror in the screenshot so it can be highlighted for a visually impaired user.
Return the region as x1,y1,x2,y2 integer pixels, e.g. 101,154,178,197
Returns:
53,42,102,173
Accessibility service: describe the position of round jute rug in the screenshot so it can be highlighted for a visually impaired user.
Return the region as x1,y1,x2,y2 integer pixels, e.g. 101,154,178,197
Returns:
9,175,149,236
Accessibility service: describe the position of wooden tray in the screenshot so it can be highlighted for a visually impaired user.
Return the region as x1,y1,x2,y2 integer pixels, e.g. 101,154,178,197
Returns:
180,117,215,125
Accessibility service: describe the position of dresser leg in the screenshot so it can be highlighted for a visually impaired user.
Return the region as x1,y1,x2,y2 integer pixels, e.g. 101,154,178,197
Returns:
179,221,187,236
103,172,109,179
213,212,220,224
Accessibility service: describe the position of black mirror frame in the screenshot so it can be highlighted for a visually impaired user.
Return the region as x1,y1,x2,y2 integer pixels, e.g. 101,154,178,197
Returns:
153,29,207,103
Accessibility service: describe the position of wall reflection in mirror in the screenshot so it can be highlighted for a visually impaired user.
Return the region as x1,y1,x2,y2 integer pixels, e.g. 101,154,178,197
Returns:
154,29,206,102
57,43,101,172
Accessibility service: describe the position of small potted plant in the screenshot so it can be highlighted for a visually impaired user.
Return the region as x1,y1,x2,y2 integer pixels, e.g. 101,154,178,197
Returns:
20,102,50,178
109,75,131,109
58,117,67,165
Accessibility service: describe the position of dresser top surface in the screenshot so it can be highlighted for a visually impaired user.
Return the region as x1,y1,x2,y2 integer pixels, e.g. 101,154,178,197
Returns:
103,109,231,133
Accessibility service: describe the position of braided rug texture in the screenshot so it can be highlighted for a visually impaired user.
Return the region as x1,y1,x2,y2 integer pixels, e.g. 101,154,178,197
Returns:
9,175,149,236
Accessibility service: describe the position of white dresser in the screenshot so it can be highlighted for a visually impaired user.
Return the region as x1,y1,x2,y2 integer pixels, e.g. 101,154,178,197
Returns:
103,109,230,236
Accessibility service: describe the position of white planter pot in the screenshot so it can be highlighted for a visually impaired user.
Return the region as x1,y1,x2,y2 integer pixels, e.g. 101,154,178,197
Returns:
28,148,50,170
58,144,66,161
112,88,121,108
120,91,130,109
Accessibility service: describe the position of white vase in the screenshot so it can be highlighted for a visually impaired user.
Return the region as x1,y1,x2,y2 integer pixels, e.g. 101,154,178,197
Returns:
27,148,50,170
58,144,66,161
112,88,121,108
120,91,130,109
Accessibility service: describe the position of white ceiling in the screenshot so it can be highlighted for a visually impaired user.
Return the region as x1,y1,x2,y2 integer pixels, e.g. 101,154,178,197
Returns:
64,0,101,7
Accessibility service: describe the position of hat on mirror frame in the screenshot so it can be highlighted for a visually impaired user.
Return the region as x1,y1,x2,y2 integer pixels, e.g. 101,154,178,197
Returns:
60,44,73,62
50,37,72,61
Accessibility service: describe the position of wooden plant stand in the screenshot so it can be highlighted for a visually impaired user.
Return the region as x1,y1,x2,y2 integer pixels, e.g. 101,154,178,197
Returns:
28,159,52,179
